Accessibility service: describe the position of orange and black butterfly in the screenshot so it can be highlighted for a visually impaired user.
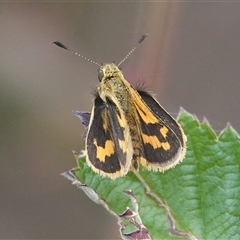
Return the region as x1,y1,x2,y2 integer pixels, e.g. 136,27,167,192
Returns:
54,35,186,179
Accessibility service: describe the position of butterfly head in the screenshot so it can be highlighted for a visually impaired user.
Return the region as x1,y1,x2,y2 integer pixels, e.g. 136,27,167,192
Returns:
98,63,123,82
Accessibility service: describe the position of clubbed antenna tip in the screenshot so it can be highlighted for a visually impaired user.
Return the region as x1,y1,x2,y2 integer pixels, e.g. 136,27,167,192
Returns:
138,34,149,44
52,41,69,51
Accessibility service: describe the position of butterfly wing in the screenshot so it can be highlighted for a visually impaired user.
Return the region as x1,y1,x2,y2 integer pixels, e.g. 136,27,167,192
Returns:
137,89,186,146
131,88,186,171
86,94,133,179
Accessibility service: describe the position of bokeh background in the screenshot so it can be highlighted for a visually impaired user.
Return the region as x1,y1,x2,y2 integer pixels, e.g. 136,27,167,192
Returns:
1,2,240,239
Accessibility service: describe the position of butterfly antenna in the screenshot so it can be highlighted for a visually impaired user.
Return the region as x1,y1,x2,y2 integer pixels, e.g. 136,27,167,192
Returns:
52,41,101,67
118,34,149,67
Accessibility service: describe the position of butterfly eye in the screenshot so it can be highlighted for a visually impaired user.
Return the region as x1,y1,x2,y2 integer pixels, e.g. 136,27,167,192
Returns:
98,69,104,82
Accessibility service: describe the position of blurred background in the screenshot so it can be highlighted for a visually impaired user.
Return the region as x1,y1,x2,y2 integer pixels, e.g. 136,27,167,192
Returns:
1,2,240,239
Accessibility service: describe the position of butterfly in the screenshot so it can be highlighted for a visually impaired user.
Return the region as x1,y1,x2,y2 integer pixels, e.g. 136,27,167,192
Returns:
53,35,186,179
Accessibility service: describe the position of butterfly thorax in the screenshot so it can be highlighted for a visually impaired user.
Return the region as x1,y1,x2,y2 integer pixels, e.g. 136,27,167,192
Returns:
98,63,133,112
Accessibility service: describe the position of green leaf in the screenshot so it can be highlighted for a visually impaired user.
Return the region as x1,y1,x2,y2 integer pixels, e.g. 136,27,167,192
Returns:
62,110,240,239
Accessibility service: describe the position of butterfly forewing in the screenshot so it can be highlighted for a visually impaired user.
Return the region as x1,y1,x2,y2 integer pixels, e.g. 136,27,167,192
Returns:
129,87,186,171
137,89,186,147
86,94,132,178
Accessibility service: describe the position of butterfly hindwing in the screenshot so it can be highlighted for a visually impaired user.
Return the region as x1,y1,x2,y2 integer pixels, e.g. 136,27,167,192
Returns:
86,94,132,178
